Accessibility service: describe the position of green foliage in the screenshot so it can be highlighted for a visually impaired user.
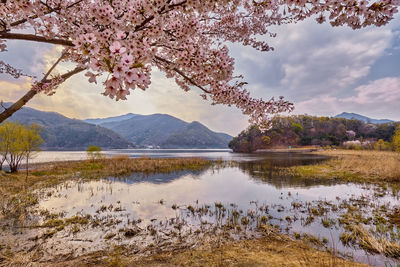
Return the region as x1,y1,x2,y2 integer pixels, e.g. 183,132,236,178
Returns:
291,122,303,134
229,125,269,152
87,145,103,161
374,139,391,151
261,135,271,145
229,115,398,153
392,126,400,152
0,122,42,172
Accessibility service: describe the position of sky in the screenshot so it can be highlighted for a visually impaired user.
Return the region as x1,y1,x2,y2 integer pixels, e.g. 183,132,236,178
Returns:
1,15,400,136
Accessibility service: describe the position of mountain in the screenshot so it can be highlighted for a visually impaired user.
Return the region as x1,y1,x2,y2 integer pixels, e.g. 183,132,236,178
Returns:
95,113,232,148
4,103,134,150
84,113,137,125
334,112,394,124
160,121,233,148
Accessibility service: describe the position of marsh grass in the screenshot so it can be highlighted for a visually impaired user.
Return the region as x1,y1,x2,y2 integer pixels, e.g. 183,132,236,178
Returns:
340,224,400,258
0,236,366,267
128,237,367,267
0,157,211,218
284,150,400,185
0,156,210,192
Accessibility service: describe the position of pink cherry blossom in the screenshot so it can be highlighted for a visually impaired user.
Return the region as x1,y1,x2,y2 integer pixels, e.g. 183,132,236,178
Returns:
121,54,134,66
85,71,97,84
0,0,398,125
110,41,126,55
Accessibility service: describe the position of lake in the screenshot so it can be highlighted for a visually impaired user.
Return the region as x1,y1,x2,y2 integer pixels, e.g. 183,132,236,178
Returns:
29,148,327,163
3,150,400,266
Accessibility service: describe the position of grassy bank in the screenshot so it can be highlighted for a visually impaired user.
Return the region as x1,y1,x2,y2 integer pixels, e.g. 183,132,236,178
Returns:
0,156,210,219
5,228,366,267
284,150,400,185
0,156,210,195
131,238,367,267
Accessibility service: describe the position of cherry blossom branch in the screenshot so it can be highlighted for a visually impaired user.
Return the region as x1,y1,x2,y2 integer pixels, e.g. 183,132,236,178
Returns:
133,0,187,32
42,53,66,80
0,32,73,46
0,65,84,123
0,0,398,125
6,0,85,30
0,60,34,79
154,55,211,94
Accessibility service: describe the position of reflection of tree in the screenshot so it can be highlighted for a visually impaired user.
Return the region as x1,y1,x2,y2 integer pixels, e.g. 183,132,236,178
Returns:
237,155,339,189
106,168,210,185
105,153,337,189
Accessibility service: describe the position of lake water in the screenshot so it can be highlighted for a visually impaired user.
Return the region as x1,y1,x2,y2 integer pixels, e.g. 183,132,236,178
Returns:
4,150,400,266
29,149,327,163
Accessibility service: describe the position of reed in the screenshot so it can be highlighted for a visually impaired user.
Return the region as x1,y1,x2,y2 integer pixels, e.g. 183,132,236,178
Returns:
126,237,367,267
0,157,211,218
286,150,400,184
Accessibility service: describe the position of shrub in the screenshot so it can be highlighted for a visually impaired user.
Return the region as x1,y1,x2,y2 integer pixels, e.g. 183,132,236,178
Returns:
86,145,103,161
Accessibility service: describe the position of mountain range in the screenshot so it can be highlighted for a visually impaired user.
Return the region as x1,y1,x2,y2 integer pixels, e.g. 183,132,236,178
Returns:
3,103,232,150
7,105,392,151
84,113,137,125
4,103,133,150
84,113,232,148
334,112,394,124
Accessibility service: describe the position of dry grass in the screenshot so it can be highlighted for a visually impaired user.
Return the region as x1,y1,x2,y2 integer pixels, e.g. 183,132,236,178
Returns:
319,150,400,181
340,224,400,258
126,238,366,267
0,157,210,218
32,236,367,267
0,156,210,194
286,149,400,184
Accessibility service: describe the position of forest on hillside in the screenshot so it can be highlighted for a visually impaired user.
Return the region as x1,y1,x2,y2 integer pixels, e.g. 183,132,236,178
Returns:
229,115,399,153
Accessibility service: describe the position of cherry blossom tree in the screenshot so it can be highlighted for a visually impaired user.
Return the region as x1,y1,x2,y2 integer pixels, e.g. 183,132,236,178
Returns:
0,0,398,125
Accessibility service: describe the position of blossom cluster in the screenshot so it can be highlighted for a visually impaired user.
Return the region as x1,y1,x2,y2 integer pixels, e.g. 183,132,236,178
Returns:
0,60,26,79
32,75,65,96
1,0,398,124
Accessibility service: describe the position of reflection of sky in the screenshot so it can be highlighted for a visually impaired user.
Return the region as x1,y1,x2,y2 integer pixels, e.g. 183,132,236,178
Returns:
38,166,400,266
27,150,328,165
41,167,399,221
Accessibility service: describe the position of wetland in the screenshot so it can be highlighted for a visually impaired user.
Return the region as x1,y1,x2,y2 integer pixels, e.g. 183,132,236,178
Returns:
0,150,399,266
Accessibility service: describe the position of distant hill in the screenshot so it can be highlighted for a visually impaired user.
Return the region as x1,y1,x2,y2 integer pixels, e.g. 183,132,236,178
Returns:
84,113,137,125
229,114,398,152
161,121,233,148
95,113,233,148
3,103,134,150
334,112,394,124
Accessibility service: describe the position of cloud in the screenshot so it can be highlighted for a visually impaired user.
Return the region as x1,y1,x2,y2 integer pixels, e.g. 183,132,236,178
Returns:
0,78,32,100
232,19,394,101
0,40,54,79
295,77,400,120
345,77,400,104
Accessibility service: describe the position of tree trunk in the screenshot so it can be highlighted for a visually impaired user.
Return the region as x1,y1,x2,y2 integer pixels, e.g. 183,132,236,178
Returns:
10,165,18,173
0,51,84,124
0,89,37,123
26,156,29,183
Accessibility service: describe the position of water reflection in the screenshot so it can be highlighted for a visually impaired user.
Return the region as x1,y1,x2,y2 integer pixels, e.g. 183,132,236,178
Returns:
29,149,328,164
29,153,399,266
106,169,207,185
238,159,338,188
